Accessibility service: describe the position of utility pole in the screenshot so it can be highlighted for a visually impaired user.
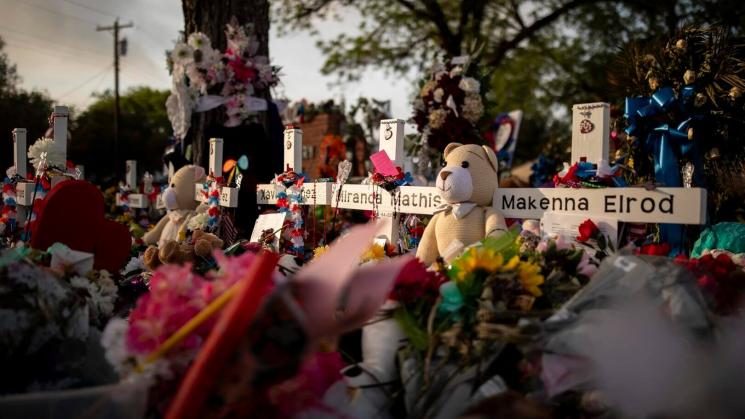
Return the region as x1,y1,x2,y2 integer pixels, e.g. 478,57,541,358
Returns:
97,18,133,179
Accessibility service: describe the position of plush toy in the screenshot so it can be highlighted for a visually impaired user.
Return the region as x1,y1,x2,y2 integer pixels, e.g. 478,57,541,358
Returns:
416,143,507,266
143,229,224,270
143,165,206,248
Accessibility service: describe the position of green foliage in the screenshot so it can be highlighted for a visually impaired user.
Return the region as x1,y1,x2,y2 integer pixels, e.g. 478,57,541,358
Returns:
0,37,53,173
70,87,171,184
274,0,745,165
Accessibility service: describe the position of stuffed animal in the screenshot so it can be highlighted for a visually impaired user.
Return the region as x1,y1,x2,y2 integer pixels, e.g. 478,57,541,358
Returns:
143,229,224,270
416,143,507,266
143,165,206,248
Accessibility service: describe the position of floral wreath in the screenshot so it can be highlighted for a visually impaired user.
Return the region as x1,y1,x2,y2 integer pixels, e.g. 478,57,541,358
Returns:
167,20,281,139
412,57,485,151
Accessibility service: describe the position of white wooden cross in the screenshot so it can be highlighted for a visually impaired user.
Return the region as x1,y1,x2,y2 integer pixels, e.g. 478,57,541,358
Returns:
15,105,71,207
255,104,707,249
193,137,240,208
255,127,333,207
116,160,148,208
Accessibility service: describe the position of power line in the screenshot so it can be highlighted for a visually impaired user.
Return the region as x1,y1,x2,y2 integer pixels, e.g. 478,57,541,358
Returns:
80,68,113,109
56,65,113,99
0,24,109,57
62,0,118,18
10,0,98,25
3,39,105,65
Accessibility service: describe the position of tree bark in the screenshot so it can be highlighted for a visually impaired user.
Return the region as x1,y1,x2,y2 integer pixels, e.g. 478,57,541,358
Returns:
181,0,270,167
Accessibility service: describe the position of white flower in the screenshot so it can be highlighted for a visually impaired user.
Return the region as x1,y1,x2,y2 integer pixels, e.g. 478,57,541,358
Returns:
187,212,210,232
101,318,137,375
450,66,463,77
433,88,445,103
187,32,211,51
462,93,484,123
70,272,117,324
428,109,448,129
122,255,146,276
458,77,480,93
28,137,65,172
170,42,194,64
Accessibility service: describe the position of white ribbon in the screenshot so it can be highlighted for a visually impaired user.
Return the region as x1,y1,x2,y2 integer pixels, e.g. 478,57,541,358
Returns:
434,201,477,219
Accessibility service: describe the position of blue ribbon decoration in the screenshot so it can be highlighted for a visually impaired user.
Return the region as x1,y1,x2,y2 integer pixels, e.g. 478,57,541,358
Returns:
624,86,703,255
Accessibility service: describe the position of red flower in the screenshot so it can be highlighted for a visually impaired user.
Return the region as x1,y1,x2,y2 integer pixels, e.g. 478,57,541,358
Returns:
208,207,219,216
636,243,671,256
389,259,446,304
576,219,599,242
228,59,256,82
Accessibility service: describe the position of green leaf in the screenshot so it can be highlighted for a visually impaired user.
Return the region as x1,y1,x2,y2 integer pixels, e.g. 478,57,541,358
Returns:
394,306,429,351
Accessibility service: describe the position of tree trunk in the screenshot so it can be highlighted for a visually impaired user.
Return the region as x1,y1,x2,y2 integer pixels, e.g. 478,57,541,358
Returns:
181,0,270,167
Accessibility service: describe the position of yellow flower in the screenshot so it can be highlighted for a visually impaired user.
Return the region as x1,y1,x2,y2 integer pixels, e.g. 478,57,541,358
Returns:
517,261,544,297
360,244,386,263
313,245,329,259
452,247,504,281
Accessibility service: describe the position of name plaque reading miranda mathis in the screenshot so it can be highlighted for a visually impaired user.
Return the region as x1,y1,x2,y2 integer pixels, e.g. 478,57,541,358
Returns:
330,184,443,212
495,188,706,224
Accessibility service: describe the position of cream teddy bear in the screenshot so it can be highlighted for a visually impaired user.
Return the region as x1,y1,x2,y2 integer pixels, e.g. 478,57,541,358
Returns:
143,165,206,248
416,143,507,266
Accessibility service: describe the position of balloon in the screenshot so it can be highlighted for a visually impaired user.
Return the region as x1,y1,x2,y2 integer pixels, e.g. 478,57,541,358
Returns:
223,159,236,173
237,155,249,170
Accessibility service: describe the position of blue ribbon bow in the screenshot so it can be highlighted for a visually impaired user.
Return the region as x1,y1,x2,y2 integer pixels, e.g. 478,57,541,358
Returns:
624,86,703,255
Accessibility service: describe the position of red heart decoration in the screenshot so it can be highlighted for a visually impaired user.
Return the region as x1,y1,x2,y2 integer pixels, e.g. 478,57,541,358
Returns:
31,180,131,272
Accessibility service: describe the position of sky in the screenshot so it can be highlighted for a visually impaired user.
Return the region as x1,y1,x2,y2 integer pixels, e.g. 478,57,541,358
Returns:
0,0,415,119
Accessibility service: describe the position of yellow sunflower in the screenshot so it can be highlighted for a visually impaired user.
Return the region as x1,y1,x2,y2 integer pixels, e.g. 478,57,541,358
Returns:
313,245,329,259
360,243,386,263
452,247,505,281
516,260,544,297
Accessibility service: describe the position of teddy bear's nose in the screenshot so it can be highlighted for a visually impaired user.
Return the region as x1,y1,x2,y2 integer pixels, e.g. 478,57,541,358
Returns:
440,170,451,181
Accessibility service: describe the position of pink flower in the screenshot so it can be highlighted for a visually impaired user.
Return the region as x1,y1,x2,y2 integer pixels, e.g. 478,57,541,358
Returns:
210,251,257,288
577,251,598,278
126,263,210,354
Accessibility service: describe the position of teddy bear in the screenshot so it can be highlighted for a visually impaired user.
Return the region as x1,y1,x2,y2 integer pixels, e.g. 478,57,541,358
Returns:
143,165,206,248
416,143,507,266
143,229,225,270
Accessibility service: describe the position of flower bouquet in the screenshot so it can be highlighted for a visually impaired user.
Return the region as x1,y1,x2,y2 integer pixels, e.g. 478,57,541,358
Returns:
167,19,281,138
412,58,485,152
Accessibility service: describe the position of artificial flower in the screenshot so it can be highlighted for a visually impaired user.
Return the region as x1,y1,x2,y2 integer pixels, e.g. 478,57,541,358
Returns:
439,281,464,314
458,76,480,93
420,80,436,98
433,87,445,103
187,213,210,232
187,32,211,51
28,137,65,172
462,93,484,123
428,108,448,129
171,42,194,63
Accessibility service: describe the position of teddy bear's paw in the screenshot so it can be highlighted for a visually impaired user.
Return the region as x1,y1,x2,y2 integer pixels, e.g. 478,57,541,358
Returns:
143,246,162,271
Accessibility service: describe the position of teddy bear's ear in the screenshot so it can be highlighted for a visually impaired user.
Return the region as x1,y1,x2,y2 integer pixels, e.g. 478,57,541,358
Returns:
193,166,206,182
481,145,499,174
444,143,463,158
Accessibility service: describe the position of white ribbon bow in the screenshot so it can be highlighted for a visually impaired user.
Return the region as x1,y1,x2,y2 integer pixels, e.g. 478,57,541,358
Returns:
434,202,477,219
